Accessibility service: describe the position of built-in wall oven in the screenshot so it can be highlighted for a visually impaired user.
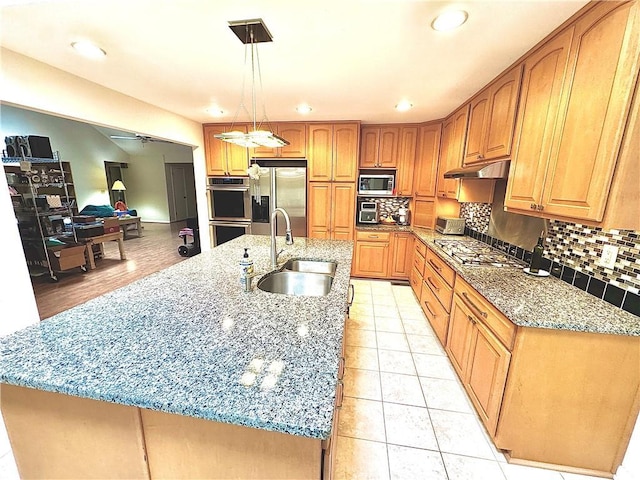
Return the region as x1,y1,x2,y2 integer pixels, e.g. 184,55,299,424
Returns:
207,177,252,247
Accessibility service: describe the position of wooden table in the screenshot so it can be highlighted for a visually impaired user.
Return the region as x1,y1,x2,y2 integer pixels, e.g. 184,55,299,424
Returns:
82,231,126,269
118,216,142,239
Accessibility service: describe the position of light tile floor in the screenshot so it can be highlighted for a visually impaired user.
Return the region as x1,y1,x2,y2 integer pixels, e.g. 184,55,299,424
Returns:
334,279,608,480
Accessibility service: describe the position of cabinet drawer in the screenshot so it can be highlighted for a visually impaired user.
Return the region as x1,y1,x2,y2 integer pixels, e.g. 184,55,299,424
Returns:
420,280,450,346
454,276,516,350
415,239,427,258
413,249,426,277
423,260,454,312
426,248,456,287
356,231,390,242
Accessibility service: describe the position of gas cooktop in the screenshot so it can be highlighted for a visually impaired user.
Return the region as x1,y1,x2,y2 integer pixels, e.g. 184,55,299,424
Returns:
433,238,525,268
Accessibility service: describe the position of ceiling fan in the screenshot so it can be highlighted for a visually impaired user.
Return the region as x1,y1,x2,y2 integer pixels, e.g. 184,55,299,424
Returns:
109,133,173,144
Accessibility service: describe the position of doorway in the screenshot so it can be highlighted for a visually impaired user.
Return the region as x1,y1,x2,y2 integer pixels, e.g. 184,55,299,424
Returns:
105,162,127,206
165,163,197,222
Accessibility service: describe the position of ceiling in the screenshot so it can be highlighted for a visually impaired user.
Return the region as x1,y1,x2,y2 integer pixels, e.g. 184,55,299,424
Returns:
1,0,590,126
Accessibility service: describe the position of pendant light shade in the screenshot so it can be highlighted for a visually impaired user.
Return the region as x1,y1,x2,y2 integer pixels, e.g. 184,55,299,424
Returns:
215,19,289,149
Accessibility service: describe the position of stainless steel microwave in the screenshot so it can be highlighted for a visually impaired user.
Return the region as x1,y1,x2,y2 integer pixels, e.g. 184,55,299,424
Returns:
358,174,394,195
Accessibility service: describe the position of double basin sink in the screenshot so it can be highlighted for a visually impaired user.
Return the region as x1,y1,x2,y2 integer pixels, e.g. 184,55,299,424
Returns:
257,258,337,297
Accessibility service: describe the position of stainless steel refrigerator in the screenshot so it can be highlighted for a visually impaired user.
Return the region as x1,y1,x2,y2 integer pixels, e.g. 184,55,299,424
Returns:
249,160,307,237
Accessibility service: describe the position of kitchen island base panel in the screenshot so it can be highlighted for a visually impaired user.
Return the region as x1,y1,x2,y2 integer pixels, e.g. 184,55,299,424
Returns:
494,327,640,477
141,409,322,479
1,383,327,479
0,384,150,479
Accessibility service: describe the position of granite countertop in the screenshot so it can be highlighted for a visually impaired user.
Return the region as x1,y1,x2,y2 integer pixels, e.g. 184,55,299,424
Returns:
0,235,354,439
412,228,640,337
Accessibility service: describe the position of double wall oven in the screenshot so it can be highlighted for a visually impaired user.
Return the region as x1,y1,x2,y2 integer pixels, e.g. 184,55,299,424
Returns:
207,177,252,247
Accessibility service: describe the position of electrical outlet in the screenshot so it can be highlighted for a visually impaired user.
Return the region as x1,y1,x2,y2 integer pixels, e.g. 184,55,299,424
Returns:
599,244,619,269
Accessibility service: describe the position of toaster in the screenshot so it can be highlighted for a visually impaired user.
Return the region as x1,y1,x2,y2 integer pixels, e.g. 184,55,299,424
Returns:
435,216,466,235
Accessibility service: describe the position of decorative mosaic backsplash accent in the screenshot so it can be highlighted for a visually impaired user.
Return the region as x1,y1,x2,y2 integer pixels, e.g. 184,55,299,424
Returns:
461,204,640,317
546,221,640,294
360,197,410,217
459,203,491,233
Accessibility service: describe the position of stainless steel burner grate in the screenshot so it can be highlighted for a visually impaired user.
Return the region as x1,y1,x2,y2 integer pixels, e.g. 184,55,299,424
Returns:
433,238,525,268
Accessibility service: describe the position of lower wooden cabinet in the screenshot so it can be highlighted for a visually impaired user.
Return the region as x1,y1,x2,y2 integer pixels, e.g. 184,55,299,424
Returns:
419,280,450,345
389,232,414,279
352,231,390,278
352,231,413,279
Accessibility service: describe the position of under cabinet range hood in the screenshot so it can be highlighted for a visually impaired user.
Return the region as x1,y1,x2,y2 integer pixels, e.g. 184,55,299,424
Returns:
444,160,510,179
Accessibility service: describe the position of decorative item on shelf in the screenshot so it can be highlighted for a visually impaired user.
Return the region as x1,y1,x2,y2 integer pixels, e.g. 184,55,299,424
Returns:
213,18,289,149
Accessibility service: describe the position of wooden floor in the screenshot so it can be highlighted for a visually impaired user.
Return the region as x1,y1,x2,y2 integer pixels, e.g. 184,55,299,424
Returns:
31,222,193,320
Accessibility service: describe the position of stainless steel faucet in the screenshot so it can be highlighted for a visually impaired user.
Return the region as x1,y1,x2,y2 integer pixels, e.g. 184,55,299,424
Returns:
270,207,294,269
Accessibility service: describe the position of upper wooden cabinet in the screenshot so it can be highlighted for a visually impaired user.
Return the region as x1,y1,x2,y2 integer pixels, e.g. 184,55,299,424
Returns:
395,126,418,196
203,124,249,176
505,0,640,228
413,122,442,198
464,65,523,165
359,126,400,168
308,123,359,182
307,181,356,240
436,104,470,199
251,123,307,158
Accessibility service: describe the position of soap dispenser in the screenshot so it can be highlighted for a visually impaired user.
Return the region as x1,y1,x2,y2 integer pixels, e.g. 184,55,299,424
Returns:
240,248,254,292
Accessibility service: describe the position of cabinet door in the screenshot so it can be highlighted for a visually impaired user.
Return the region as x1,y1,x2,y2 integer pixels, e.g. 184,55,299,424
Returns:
483,66,523,160
251,124,278,158
378,127,400,168
331,183,356,240
279,123,307,158
464,90,491,165
308,125,333,182
389,233,413,279
307,182,332,239
420,280,450,346
446,295,475,379
437,105,469,199
505,29,573,212
359,128,379,168
412,199,435,229
395,127,418,196
203,125,229,176
436,118,453,197
413,123,442,197
410,266,422,297
353,241,390,278
465,320,511,436
541,1,639,222
333,124,359,182
227,125,250,176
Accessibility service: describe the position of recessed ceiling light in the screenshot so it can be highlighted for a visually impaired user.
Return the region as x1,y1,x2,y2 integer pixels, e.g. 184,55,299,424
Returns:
71,40,106,59
431,10,468,32
296,104,312,114
206,106,225,117
395,101,413,112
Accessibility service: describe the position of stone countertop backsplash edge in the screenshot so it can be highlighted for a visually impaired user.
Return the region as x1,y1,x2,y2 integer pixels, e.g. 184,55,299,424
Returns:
0,235,354,439
411,228,640,337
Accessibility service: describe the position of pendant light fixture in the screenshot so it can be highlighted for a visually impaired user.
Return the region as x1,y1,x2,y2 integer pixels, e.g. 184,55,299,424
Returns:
215,19,289,148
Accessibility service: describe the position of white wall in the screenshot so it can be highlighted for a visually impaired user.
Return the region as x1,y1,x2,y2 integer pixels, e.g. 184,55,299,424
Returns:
1,104,130,209
0,47,209,337
125,155,171,222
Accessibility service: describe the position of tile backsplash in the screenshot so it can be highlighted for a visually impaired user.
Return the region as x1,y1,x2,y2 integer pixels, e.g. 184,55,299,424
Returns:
460,203,640,317
359,197,410,218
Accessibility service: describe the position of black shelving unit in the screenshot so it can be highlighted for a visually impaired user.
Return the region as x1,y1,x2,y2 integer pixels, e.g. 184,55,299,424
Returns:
3,151,85,281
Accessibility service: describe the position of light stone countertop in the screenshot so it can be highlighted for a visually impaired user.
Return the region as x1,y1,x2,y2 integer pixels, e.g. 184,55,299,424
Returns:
0,235,354,439
412,228,640,337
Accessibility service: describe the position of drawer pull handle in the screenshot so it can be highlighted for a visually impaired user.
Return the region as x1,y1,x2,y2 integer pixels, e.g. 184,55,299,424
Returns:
339,357,345,380
427,277,440,292
428,259,442,272
348,284,355,306
423,301,436,317
336,381,344,408
468,314,477,325
369,235,378,238
461,292,488,318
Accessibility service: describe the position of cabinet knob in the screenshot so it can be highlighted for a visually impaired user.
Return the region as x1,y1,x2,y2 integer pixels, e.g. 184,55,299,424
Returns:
530,203,536,210
477,154,484,160
537,204,544,211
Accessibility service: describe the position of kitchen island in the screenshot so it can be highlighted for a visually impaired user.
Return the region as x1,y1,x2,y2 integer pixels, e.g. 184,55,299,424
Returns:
0,235,354,479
